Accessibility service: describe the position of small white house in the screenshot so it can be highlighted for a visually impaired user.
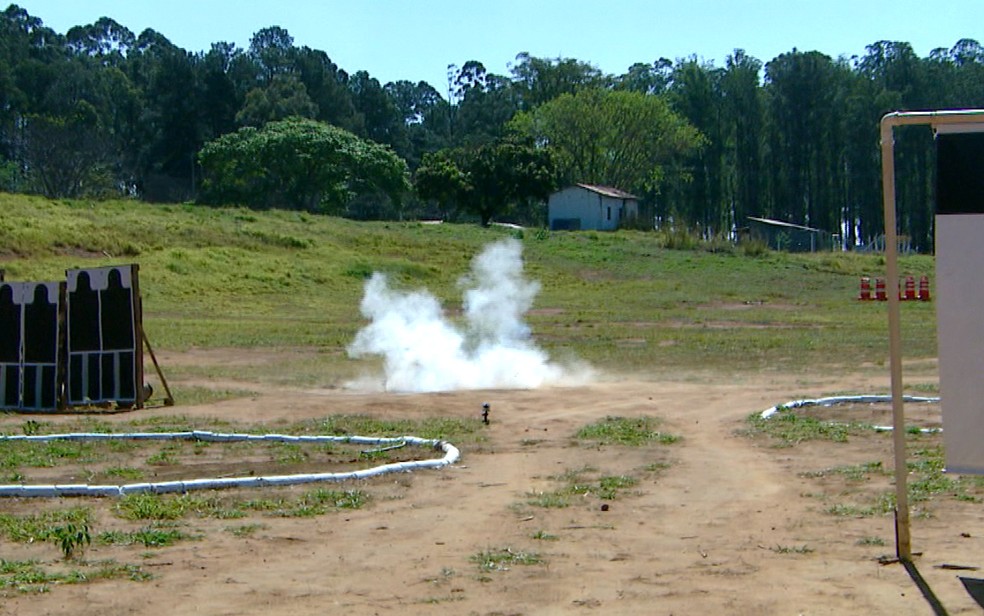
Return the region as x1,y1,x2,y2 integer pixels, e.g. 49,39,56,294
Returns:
548,184,639,231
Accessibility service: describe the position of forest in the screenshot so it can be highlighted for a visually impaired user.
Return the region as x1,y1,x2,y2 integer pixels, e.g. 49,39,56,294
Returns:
2,4,983,252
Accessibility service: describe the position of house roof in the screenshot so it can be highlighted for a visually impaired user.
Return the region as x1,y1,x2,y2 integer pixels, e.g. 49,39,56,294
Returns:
747,216,825,233
574,183,638,200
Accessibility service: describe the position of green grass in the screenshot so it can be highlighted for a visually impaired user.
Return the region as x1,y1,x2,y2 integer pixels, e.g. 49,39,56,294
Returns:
526,467,640,508
575,416,679,446
799,461,886,482
470,547,543,572
224,523,267,537
0,558,150,594
743,407,873,446
798,445,984,519
114,488,369,521
98,525,198,548
0,192,939,382
0,508,93,543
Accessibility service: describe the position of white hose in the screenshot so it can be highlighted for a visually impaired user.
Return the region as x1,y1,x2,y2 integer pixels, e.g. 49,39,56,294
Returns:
0,431,459,498
759,394,941,432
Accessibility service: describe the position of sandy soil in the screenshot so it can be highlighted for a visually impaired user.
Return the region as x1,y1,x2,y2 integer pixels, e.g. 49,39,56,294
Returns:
2,358,983,615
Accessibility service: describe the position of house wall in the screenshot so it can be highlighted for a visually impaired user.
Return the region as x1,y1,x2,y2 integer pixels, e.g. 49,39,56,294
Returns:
548,187,636,231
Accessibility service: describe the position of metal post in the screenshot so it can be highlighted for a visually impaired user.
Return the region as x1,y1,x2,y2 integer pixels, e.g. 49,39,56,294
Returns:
880,114,911,561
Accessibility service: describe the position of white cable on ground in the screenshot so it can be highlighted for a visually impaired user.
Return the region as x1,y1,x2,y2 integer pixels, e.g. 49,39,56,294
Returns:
0,431,459,498
759,394,941,432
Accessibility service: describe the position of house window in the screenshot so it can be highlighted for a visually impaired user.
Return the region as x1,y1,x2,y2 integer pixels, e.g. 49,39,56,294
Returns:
607,206,611,221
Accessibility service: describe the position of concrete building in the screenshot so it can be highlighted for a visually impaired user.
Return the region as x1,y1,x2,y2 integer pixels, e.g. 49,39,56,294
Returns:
548,184,639,231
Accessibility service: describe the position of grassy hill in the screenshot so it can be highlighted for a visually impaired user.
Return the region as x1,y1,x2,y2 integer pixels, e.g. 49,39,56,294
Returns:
0,193,937,386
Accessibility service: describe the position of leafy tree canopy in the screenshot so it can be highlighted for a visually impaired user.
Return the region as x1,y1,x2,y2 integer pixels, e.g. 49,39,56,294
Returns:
509,88,703,197
415,139,556,226
198,116,409,213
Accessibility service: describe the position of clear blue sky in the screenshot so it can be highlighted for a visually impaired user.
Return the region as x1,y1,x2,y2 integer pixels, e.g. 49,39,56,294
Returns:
14,0,984,91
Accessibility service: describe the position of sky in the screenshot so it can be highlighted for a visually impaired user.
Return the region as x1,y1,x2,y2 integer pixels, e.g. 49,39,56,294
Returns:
13,0,984,91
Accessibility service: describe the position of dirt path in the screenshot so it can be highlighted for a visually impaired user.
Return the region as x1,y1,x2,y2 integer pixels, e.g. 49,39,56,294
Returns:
3,370,983,615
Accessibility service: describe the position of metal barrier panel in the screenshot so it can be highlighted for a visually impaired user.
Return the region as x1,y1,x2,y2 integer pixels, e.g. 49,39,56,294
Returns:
66,265,139,407
0,281,62,411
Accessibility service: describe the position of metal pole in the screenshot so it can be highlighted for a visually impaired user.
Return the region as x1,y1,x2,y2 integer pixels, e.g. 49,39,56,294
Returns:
878,108,984,563
880,114,911,561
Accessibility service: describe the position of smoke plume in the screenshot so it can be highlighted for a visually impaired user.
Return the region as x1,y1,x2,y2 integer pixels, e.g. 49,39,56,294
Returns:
347,238,577,392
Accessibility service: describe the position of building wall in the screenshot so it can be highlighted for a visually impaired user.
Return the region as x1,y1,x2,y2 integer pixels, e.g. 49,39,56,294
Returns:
548,187,637,231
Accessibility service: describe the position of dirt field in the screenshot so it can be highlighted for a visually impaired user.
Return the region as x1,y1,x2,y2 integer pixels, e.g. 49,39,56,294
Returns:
2,355,983,615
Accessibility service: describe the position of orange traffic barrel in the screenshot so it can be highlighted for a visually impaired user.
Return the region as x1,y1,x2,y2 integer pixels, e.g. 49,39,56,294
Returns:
919,276,931,301
904,276,916,300
858,276,872,301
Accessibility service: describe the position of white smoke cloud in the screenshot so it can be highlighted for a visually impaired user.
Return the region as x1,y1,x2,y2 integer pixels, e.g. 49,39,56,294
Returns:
347,238,581,392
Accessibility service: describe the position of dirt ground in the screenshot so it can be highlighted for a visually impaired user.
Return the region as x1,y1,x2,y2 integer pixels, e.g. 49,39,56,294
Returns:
2,355,983,615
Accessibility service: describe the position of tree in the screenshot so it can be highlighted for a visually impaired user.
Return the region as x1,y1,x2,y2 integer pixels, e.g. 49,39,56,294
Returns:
125,31,204,200
293,46,358,131
509,88,702,200
720,50,764,231
413,150,469,220
65,17,134,65
23,103,116,198
449,61,519,146
667,57,727,233
348,70,406,153
415,139,556,226
764,50,847,233
198,116,409,213
615,58,673,95
248,26,295,84
236,73,318,126
509,52,606,109
385,79,451,168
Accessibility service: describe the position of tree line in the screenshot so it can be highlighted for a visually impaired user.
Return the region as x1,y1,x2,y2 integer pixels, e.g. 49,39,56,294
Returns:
2,4,983,250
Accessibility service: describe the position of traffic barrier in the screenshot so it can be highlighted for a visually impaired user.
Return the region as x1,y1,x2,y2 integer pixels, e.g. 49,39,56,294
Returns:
903,276,916,300
858,276,872,301
875,277,887,301
860,275,930,302
919,275,931,301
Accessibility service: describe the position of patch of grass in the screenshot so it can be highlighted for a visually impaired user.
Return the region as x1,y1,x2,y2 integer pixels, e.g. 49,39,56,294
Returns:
273,443,308,464
104,466,145,481
116,487,369,522
0,558,149,594
800,461,885,482
170,386,258,406
115,493,195,521
771,544,814,554
643,461,672,474
575,416,679,446
856,536,886,546
597,475,638,499
527,467,638,508
525,490,571,508
224,523,267,537
0,507,93,543
470,547,543,572
145,444,180,466
530,530,559,541
824,503,878,517
0,440,99,469
98,524,197,548
744,407,872,446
